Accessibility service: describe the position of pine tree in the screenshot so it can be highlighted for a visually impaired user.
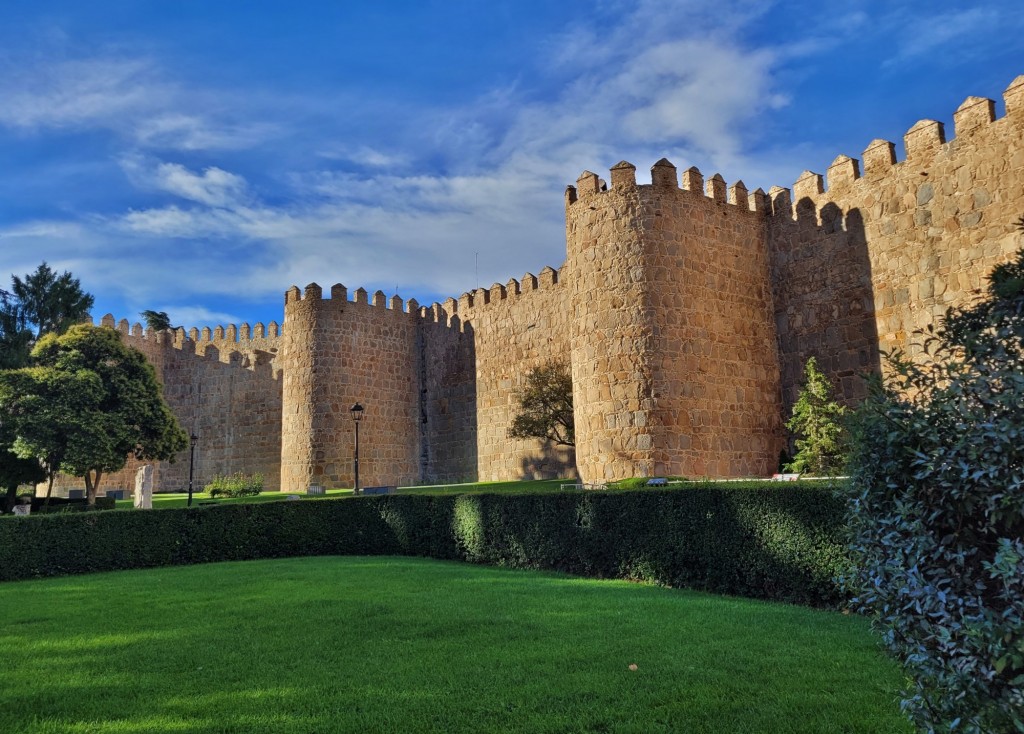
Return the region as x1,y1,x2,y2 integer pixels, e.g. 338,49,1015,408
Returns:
785,357,848,475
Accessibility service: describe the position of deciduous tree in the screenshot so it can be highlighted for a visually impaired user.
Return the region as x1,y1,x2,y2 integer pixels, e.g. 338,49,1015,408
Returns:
508,360,575,446
0,324,188,505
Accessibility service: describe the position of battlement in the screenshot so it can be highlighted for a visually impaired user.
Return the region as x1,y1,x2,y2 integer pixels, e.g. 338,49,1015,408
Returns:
418,265,564,333
768,74,1024,221
565,159,769,214
94,313,282,368
283,282,421,322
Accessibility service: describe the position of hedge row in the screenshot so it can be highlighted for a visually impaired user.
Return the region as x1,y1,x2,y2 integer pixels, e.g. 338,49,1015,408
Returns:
0,483,851,607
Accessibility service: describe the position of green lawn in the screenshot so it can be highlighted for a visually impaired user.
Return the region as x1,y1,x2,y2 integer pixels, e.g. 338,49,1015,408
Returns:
115,477,832,509
0,557,909,734
113,488,353,510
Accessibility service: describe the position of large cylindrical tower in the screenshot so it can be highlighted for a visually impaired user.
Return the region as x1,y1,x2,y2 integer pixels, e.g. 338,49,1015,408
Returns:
566,164,658,483
567,160,784,483
280,283,422,492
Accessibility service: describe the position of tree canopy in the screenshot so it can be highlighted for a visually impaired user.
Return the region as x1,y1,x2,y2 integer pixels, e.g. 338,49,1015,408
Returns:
10,262,94,340
140,310,173,332
0,324,188,505
508,360,575,446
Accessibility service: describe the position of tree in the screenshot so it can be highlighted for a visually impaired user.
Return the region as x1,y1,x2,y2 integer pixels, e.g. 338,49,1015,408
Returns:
140,310,172,332
0,289,32,369
784,357,848,475
0,366,101,505
0,324,188,505
0,265,94,505
0,423,46,513
11,262,94,340
508,360,575,446
845,238,1024,733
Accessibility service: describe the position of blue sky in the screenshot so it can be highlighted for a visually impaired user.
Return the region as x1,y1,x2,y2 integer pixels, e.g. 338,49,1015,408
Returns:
1,0,1022,331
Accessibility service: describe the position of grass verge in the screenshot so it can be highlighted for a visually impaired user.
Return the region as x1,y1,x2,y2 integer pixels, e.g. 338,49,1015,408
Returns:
0,556,908,734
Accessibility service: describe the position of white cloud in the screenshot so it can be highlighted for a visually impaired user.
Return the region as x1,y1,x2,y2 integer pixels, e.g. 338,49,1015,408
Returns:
319,145,408,168
0,1,812,324
151,163,249,208
159,305,244,329
0,55,274,152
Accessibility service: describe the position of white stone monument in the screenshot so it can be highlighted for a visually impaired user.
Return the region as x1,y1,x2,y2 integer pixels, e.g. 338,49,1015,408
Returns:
134,465,154,509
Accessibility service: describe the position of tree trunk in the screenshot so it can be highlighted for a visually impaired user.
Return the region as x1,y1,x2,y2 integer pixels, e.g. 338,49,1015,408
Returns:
44,471,55,507
3,484,15,514
84,469,103,506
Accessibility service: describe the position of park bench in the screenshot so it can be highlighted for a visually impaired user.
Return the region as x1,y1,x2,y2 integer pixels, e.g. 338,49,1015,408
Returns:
362,486,397,496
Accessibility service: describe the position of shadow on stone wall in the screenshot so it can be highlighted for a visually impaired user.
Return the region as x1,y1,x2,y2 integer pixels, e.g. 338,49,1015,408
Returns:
771,201,881,416
519,443,577,481
420,321,478,483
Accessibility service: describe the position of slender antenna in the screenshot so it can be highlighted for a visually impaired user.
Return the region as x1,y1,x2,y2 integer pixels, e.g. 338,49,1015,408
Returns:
475,252,479,290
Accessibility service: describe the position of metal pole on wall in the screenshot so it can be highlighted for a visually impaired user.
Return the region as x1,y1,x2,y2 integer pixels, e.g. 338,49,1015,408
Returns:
188,432,198,507
350,403,363,494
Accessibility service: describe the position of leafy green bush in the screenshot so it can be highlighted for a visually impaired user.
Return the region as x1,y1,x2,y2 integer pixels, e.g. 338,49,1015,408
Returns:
205,472,263,499
846,243,1024,733
0,482,849,607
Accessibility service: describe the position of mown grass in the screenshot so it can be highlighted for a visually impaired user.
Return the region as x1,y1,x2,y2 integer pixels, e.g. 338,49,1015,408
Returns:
0,556,908,734
113,488,354,510
113,477,837,510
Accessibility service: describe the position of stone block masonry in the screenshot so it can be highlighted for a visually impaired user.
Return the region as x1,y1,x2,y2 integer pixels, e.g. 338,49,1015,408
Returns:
47,74,1024,493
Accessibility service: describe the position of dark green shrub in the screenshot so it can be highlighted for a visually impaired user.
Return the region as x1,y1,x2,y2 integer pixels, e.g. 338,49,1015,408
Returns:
0,483,849,607
205,472,263,499
846,243,1024,733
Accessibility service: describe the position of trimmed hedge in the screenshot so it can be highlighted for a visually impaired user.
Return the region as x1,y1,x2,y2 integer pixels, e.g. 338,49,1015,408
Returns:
0,483,850,607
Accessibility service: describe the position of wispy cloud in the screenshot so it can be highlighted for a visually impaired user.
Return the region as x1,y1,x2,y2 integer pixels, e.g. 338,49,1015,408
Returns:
0,1,833,325
882,6,1009,66
0,55,275,152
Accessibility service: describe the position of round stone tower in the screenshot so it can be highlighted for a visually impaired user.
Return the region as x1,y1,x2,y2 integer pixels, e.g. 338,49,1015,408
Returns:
279,283,326,492
566,159,784,483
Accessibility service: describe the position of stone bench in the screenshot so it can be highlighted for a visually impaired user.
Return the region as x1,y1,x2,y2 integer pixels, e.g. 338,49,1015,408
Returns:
770,473,801,482
362,486,397,496
307,484,326,496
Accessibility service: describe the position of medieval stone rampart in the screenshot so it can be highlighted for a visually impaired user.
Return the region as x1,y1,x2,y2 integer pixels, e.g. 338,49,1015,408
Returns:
42,74,1024,495
441,266,574,482
767,75,1024,412
46,314,284,495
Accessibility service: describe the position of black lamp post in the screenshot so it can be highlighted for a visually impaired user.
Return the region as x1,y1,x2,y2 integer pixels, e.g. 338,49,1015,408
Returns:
350,403,364,494
187,432,199,507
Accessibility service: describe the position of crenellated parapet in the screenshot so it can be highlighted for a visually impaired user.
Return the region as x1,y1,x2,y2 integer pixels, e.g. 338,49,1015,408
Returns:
767,75,1024,223
283,281,422,321
420,265,564,333
92,312,282,370
565,158,769,216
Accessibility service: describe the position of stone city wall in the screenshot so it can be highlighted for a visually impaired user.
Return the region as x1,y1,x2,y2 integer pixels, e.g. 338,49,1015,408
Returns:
446,266,575,482
41,75,1024,493
767,75,1024,413
44,315,283,496
280,285,421,492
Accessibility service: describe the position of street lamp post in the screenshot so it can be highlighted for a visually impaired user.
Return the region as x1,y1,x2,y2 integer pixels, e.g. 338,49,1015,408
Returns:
350,403,364,494
187,432,199,507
